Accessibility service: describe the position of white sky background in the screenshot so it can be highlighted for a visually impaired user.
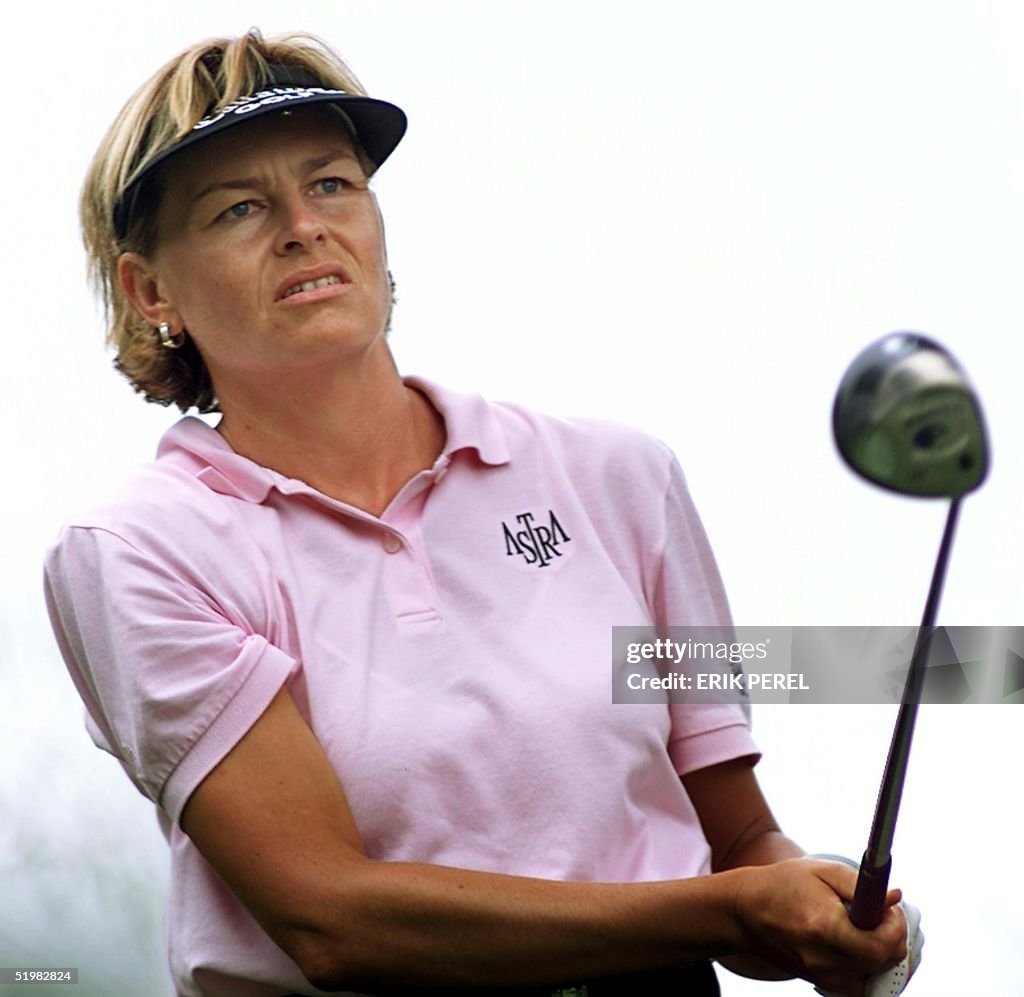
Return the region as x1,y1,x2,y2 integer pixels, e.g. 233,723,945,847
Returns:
2,0,1022,993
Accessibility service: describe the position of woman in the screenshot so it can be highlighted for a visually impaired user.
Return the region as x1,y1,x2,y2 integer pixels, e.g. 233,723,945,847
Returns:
45,29,918,997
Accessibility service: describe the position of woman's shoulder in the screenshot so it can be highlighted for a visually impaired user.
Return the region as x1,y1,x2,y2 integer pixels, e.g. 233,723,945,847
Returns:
415,377,678,481
490,396,679,488
49,417,261,560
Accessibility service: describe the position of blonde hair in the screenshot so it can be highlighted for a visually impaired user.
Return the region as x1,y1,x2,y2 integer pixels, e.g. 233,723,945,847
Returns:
81,29,370,413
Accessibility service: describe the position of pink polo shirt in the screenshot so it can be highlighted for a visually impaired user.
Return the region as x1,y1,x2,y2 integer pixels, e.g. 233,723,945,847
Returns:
44,378,758,997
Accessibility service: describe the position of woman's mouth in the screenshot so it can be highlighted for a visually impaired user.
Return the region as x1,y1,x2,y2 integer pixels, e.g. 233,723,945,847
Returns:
281,274,344,299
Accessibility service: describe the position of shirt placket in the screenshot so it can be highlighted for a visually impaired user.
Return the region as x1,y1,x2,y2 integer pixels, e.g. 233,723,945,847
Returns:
376,455,449,627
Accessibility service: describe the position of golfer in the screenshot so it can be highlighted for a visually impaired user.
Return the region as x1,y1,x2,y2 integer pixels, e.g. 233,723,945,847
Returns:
45,29,918,997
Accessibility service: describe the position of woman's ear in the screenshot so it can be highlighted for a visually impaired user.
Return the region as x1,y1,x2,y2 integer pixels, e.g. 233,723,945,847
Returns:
117,252,182,331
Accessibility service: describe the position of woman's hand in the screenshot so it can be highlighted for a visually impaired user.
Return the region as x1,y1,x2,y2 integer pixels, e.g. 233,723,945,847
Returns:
730,857,907,996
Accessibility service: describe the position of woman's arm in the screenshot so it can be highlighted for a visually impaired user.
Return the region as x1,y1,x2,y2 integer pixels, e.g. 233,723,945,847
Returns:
180,689,905,993
683,756,804,981
181,687,738,989
682,758,906,988
681,756,805,870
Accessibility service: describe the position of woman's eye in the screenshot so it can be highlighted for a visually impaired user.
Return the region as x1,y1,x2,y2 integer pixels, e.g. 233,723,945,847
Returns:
315,177,346,195
220,201,255,221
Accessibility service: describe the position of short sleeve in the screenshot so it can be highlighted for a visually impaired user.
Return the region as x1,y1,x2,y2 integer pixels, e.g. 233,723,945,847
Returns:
650,452,761,772
650,453,732,630
43,525,297,823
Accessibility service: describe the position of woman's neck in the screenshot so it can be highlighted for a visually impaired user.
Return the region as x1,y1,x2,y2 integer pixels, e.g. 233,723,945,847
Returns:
214,348,445,516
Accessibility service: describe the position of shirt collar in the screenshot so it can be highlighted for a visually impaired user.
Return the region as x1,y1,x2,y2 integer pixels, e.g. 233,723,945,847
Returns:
155,376,511,503
404,375,511,467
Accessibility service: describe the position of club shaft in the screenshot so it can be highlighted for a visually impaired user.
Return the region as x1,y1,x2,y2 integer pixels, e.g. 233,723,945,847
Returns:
849,498,961,929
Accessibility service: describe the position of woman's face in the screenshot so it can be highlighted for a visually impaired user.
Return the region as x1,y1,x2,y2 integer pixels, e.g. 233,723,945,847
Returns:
127,107,393,398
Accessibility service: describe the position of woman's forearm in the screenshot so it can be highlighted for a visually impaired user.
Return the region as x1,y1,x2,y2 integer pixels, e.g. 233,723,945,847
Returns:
294,860,748,991
722,828,806,868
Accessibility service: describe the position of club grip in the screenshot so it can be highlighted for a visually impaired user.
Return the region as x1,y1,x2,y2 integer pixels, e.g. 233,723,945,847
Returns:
848,851,892,930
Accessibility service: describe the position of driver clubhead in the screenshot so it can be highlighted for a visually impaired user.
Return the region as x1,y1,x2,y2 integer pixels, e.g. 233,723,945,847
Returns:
833,332,989,498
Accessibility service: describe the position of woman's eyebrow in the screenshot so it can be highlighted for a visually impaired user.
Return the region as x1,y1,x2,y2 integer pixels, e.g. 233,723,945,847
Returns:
303,147,360,172
189,176,264,209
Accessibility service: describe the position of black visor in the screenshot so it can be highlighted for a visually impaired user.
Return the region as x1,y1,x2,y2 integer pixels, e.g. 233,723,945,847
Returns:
113,64,406,241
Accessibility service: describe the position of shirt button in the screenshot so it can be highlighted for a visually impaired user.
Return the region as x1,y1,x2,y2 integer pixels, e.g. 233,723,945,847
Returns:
433,456,450,481
382,532,403,554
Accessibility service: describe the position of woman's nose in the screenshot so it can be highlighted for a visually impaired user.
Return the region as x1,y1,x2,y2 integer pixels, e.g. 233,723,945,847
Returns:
275,195,328,253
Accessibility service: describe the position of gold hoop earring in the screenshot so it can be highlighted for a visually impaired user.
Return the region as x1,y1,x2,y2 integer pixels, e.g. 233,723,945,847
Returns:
157,322,186,350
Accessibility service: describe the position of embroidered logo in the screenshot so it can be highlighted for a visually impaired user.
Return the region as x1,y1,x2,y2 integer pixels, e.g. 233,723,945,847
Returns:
502,510,571,568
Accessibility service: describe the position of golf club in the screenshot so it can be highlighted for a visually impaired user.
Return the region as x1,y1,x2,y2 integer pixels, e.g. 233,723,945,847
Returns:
832,331,989,929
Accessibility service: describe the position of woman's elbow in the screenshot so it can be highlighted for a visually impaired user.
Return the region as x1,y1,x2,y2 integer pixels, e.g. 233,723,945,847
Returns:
289,928,364,992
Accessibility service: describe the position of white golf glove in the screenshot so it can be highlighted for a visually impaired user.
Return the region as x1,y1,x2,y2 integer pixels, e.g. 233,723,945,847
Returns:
808,853,924,997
